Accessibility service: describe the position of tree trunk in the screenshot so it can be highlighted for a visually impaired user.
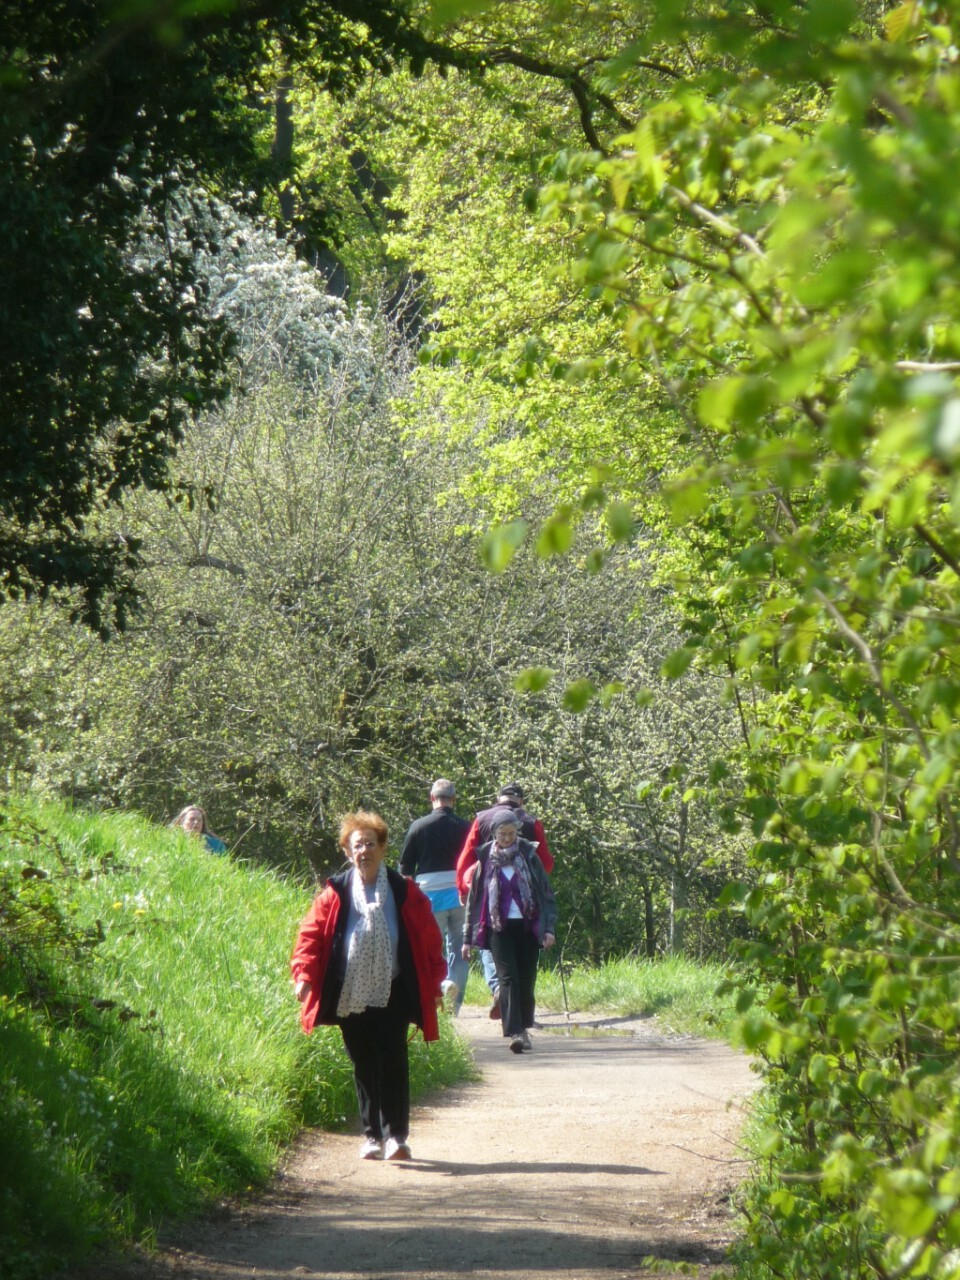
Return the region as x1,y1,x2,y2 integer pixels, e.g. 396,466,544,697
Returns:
643,879,656,958
669,800,690,955
669,870,689,955
272,71,296,228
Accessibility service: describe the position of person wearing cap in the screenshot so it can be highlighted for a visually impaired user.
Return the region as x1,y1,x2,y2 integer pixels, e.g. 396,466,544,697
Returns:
399,779,471,1015
461,806,557,1053
456,782,555,891
456,782,555,1019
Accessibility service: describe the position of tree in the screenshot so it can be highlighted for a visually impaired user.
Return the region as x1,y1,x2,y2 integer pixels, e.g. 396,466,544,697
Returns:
0,0,451,630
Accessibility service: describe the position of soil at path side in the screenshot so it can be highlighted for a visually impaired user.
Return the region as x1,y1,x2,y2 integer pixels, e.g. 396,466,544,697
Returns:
79,1005,758,1280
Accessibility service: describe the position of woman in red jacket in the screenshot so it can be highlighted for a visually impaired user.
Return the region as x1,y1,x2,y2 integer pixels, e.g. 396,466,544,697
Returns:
291,811,445,1162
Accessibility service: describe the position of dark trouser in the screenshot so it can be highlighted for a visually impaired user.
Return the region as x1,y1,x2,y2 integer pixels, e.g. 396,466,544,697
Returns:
338,977,410,1143
489,920,540,1037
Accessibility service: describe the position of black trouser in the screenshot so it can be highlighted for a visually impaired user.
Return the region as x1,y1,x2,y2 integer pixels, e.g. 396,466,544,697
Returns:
338,977,410,1142
489,920,540,1037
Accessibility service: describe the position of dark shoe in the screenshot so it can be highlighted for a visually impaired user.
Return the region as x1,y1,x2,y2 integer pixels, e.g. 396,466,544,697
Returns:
510,1035,525,1054
489,995,501,1021
521,1030,532,1051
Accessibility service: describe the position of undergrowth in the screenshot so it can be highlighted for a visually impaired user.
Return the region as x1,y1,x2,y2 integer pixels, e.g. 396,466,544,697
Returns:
463,952,736,1040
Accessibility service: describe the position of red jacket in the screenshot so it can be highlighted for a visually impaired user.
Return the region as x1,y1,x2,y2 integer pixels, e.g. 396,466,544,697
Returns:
456,810,554,897
291,867,445,1041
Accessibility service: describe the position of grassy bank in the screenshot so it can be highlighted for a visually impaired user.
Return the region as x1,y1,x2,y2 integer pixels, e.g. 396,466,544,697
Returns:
464,952,737,1040
0,798,473,1280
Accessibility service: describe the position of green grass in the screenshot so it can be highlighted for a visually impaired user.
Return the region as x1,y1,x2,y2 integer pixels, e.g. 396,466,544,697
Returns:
0,797,473,1279
463,952,736,1040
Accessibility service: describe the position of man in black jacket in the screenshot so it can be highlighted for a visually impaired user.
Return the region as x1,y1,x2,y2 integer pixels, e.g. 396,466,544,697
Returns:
399,779,471,1015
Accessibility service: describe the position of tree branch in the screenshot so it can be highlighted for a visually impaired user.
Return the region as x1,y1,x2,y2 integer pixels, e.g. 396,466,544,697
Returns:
481,47,635,149
913,522,960,580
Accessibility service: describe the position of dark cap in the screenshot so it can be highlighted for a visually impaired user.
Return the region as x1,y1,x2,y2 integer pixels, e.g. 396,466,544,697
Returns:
497,782,524,801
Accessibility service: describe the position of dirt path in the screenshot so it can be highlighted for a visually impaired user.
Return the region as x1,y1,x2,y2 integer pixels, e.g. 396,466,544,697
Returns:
99,1006,757,1280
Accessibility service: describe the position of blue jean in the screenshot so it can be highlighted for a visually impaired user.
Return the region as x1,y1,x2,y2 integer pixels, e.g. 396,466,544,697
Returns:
481,947,499,996
433,904,468,1010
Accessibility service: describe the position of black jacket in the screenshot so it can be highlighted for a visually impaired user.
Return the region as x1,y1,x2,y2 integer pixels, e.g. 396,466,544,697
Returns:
399,806,471,878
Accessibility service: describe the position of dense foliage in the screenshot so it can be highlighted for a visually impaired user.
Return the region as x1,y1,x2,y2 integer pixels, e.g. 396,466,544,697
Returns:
0,0,449,630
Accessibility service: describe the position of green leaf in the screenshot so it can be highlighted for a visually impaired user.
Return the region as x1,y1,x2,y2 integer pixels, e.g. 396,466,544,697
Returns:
513,666,555,693
808,1053,834,1085
878,1193,938,1237
884,0,919,41
665,477,711,523
605,501,635,542
661,647,696,679
634,117,666,189
888,474,933,530
561,678,597,713
895,645,931,683
598,680,625,707
699,376,745,429
535,514,574,557
480,520,528,573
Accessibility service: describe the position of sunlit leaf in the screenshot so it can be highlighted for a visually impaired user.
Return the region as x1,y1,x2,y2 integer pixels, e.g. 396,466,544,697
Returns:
605,501,634,542
561,678,597,712
661,647,696,678
480,520,528,573
513,666,555,693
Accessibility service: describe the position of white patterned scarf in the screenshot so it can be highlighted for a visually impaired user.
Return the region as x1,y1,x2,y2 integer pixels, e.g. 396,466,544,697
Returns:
336,862,393,1018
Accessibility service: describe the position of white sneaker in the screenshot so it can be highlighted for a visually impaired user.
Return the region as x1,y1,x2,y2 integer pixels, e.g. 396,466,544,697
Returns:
359,1137,382,1160
383,1137,412,1161
441,979,460,1014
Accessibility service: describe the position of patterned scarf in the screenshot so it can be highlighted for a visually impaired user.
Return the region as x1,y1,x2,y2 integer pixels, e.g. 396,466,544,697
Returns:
486,842,536,933
336,862,393,1018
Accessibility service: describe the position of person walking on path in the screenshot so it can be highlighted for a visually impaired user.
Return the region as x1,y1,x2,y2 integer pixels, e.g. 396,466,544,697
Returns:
462,806,556,1054
291,811,446,1161
456,782,555,1019
399,778,471,1015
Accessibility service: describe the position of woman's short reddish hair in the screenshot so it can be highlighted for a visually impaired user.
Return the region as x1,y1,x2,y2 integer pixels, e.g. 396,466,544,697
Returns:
338,810,388,853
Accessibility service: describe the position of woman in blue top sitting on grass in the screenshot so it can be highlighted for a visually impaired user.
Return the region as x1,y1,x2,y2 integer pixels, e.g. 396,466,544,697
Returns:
171,804,227,854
